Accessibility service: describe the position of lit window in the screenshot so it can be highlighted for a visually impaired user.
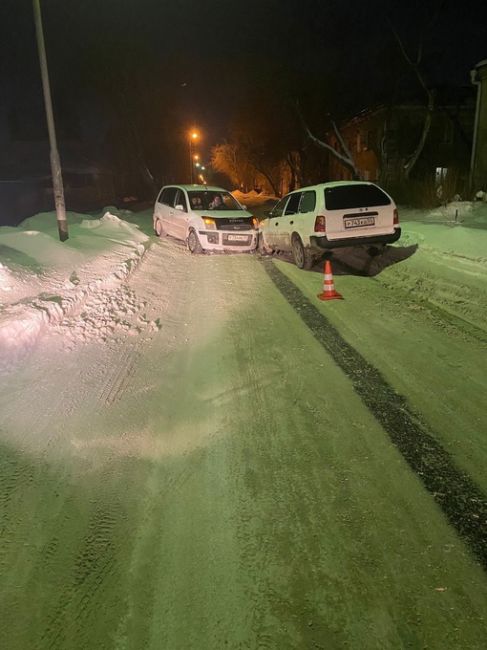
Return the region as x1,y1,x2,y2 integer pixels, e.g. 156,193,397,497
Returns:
435,167,448,185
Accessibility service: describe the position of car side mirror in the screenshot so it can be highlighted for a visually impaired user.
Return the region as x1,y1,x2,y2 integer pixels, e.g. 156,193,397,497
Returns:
241,204,247,209
175,204,184,211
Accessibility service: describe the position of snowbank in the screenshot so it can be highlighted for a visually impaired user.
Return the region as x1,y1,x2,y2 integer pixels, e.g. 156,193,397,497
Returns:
0,210,149,370
398,201,487,259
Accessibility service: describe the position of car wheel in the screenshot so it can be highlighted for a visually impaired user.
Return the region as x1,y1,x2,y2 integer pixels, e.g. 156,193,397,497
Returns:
187,228,203,254
258,233,273,255
292,234,314,270
154,219,164,237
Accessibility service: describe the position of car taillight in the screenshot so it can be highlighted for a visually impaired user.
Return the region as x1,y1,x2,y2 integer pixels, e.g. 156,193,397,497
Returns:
393,208,399,225
314,216,326,232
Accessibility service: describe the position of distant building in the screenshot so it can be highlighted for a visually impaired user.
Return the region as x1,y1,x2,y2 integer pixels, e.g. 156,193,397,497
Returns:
0,139,116,226
326,90,475,200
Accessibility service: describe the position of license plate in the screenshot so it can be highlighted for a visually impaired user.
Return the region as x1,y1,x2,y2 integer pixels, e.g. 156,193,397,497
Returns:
344,216,375,229
227,234,248,241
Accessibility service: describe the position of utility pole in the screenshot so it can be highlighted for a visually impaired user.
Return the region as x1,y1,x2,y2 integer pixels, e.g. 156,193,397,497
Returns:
33,0,68,241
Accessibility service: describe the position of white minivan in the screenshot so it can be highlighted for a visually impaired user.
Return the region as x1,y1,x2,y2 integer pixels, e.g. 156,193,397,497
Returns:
153,184,259,253
259,181,401,269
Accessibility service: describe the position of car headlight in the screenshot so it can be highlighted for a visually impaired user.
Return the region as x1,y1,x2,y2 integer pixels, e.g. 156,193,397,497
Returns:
202,217,216,230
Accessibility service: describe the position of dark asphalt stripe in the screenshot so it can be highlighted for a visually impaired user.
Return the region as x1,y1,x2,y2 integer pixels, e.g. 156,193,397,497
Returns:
263,259,487,572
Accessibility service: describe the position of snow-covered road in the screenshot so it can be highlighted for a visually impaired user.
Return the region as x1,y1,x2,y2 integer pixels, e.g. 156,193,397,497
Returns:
1,208,487,649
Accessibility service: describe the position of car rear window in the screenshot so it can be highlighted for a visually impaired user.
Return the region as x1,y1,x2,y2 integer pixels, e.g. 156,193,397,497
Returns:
324,184,391,210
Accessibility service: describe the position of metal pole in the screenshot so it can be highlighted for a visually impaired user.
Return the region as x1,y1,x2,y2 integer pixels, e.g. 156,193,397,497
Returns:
189,140,193,184
33,0,68,241
469,65,481,194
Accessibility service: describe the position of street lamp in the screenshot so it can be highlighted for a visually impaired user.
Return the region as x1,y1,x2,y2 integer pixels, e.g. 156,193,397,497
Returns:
189,130,199,183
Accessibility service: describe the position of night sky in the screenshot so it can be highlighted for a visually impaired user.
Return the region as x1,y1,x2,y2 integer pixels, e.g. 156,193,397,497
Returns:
1,0,487,186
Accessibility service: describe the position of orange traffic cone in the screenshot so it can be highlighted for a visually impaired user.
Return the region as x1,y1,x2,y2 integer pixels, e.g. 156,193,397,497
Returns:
317,260,343,301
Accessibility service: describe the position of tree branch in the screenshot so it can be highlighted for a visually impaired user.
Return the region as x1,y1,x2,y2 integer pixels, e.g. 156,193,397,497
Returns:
295,102,361,179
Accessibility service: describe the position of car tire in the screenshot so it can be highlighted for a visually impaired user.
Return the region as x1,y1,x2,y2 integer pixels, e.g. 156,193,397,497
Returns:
292,234,314,270
187,228,203,254
154,219,164,237
258,233,274,255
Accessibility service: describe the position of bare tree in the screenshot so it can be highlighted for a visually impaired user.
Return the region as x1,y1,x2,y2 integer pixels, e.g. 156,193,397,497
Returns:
388,1,446,179
297,104,362,180
211,142,258,191
246,149,281,196
211,140,282,195
286,151,302,191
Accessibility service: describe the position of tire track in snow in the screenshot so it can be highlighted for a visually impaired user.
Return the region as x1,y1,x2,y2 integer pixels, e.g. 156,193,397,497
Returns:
0,363,91,575
93,240,192,410
93,241,178,410
39,491,123,649
96,342,141,407
263,259,487,572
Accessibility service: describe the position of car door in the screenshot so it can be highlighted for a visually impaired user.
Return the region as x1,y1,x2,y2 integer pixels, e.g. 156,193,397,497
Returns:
172,189,190,240
265,195,290,249
280,192,302,251
296,189,317,244
158,187,177,235
154,188,165,228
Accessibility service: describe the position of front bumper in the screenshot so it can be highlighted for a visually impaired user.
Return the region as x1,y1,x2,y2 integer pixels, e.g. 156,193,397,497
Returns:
310,228,401,250
198,230,258,252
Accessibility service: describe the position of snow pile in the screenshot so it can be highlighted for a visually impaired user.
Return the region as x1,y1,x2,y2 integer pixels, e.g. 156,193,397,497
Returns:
380,201,487,333
0,210,150,370
399,200,484,228
56,283,159,349
0,262,17,293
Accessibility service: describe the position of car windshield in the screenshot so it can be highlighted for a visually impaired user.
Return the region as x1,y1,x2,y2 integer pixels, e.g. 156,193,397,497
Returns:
324,184,391,210
188,191,242,211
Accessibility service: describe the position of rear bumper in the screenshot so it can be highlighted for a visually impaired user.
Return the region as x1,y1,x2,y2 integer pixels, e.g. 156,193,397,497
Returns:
310,228,401,250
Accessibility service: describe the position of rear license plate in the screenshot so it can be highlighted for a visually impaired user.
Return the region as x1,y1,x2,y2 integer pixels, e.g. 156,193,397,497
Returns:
344,216,375,229
227,234,249,241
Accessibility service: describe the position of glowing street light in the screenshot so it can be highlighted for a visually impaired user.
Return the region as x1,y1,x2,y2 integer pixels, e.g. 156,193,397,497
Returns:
188,130,200,183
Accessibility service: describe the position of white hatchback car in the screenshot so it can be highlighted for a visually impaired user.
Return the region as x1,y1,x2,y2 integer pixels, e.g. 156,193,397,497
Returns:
259,181,401,269
153,184,259,253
